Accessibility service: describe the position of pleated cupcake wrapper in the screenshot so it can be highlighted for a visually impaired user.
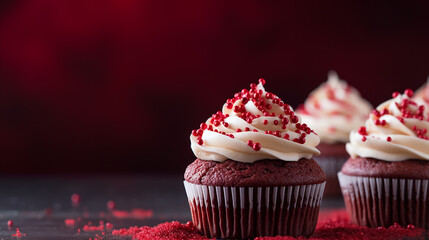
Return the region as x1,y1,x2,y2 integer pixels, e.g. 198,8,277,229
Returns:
184,181,326,239
338,172,429,228
314,156,348,177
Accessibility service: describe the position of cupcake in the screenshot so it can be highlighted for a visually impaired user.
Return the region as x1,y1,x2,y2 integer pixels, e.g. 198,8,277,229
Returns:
339,89,429,228
297,71,372,197
184,79,326,238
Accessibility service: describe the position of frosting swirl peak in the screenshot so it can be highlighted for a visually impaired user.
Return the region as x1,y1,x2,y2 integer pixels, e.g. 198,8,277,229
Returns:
346,89,429,161
190,79,320,163
297,71,372,143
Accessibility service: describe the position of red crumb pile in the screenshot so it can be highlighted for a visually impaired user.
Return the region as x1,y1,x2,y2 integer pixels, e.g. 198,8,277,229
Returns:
112,221,211,240
256,210,428,240
110,211,428,240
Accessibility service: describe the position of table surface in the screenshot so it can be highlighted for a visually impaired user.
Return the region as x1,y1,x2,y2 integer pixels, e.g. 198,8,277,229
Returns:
0,174,344,240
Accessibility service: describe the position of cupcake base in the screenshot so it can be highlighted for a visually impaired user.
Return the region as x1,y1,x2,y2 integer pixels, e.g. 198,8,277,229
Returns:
184,181,325,239
338,172,429,229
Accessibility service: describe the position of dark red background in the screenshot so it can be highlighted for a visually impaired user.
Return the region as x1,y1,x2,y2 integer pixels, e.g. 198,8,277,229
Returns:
0,0,428,173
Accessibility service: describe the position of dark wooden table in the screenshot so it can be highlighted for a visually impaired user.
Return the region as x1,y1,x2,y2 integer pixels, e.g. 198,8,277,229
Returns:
0,174,344,239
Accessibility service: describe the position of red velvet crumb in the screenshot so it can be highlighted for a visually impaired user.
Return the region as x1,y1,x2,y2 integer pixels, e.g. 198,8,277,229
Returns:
255,210,428,240
71,193,80,207
64,218,76,227
107,200,116,210
112,221,212,240
12,228,25,238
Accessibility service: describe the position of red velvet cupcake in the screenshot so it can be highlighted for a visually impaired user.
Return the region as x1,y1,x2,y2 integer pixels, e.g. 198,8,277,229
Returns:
297,71,372,197
184,79,326,239
339,89,429,229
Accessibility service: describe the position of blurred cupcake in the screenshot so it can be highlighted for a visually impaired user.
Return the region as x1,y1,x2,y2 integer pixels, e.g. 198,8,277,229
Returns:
339,89,429,228
297,71,372,197
184,79,326,238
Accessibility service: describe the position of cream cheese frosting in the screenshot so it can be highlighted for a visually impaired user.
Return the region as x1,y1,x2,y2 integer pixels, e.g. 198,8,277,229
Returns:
346,89,429,161
297,71,372,144
190,79,320,163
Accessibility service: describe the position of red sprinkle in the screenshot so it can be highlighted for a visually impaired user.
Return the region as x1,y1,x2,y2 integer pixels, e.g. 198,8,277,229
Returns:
372,109,381,118
404,89,414,97
263,120,268,125
291,115,299,123
387,136,392,142
7,220,13,228
397,117,405,123
65,218,76,227
71,193,80,207
392,91,400,98
197,139,204,145
258,78,266,85
252,142,262,151
362,136,367,141
358,126,367,136
107,200,116,210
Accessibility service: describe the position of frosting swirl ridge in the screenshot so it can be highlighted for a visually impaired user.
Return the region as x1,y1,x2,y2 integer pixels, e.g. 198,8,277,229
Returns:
297,71,372,143
346,89,429,161
190,80,320,163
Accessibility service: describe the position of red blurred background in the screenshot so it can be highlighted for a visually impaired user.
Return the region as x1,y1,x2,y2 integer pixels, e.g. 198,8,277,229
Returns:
0,0,428,173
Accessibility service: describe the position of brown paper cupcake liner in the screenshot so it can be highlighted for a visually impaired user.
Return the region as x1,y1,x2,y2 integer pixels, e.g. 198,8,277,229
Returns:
338,172,429,229
184,181,325,239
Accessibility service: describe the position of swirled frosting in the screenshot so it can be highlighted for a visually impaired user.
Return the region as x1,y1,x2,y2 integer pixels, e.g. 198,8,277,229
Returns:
297,71,372,144
346,89,429,161
190,79,320,163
